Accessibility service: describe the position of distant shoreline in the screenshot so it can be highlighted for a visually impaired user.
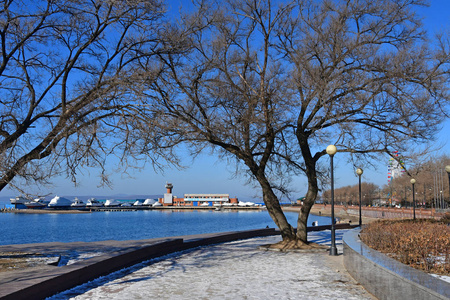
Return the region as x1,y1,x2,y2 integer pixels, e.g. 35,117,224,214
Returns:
1,208,91,214
1,206,266,214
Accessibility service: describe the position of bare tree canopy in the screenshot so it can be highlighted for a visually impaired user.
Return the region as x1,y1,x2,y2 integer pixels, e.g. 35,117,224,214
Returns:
0,0,169,193
322,182,379,206
386,155,450,208
139,0,450,247
2,0,447,248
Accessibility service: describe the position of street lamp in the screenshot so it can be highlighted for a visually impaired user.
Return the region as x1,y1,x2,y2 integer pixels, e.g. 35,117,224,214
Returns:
410,178,416,220
356,168,363,227
326,144,338,256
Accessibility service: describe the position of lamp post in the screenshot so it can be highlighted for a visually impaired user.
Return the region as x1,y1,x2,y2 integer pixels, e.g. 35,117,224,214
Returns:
446,166,450,209
410,178,416,220
326,144,338,256
356,168,363,227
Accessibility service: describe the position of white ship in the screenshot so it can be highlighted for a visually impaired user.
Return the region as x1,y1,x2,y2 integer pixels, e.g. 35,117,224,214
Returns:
238,201,257,207
48,196,73,208
86,198,103,207
10,196,28,208
71,198,86,208
133,200,144,206
143,198,157,206
104,199,122,207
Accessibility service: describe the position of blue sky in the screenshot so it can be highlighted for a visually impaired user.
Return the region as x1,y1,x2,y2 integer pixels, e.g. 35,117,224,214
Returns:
4,0,450,200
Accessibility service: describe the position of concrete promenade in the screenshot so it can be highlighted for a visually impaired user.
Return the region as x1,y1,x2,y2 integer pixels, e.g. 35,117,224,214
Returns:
46,230,376,300
0,227,376,300
2,205,445,299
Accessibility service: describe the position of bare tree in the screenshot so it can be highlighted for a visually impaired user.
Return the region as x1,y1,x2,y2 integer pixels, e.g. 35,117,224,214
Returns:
323,182,380,206
0,0,169,194
137,0,300,241
276,0,450,243
140,0,449,248
387,154,450,207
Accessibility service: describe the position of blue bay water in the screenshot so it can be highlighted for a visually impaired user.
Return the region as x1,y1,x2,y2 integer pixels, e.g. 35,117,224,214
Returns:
0,210,330,246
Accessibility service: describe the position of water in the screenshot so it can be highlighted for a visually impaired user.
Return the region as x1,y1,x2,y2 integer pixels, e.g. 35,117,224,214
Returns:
0,210,330,245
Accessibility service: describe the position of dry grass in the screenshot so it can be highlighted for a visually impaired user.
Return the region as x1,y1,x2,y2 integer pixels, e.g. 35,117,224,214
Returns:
360,217,450,275
0,252,48,272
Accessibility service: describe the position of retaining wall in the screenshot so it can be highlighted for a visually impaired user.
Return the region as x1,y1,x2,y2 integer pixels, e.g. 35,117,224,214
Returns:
343,229,450,300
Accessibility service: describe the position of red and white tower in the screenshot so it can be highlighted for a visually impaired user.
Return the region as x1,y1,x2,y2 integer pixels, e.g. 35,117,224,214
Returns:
165,182,173,194
163,182,174,205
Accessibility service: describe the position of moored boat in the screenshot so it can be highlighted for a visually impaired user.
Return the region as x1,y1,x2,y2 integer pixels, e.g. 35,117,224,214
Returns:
86,198,103,207
71,198,86,208
133,200,144,206
48,196,73,209
10,196,29,208
24,198,49,209
238,201,257,207
143,198,157,206
104,199,122,207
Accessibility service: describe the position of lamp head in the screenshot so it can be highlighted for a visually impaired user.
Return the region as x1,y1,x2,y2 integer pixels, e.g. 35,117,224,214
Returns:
410,178,416,184
445,165,450,174
326,145,337,156
356,168,363,176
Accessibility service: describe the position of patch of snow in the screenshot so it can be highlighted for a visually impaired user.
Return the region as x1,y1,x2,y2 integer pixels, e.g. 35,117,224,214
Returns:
430,273,450,283
66,252,106,266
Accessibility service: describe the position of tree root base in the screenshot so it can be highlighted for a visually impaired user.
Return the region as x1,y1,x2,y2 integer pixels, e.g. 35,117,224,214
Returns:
258,240,328,252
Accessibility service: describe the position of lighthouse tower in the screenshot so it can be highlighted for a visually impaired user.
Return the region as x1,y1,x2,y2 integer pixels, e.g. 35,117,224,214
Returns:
165,182,173,193
164,182,174,205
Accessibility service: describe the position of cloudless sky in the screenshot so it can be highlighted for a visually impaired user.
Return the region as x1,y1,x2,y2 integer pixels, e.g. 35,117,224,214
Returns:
4,0,450,201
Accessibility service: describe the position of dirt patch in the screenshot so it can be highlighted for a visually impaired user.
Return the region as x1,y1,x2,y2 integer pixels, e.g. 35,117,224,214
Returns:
0,252,59,272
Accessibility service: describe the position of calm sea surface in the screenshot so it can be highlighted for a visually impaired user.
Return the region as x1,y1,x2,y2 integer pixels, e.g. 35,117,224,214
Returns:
0,210,330,246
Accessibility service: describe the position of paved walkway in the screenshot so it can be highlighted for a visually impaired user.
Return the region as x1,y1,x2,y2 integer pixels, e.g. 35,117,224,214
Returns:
48,230,376,300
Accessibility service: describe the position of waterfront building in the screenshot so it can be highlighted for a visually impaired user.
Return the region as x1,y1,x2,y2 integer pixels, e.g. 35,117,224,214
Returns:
158,182,238,207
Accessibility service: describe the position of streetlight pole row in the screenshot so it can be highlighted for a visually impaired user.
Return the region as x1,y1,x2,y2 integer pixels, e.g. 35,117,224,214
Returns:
325,150,450,255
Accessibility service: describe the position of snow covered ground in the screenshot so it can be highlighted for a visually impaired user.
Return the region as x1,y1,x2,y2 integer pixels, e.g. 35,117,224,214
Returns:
48,230,377,300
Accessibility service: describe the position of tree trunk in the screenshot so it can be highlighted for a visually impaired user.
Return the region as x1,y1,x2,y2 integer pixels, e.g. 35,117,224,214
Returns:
296,134,320,243
297,169,319,243
257,174,296,241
